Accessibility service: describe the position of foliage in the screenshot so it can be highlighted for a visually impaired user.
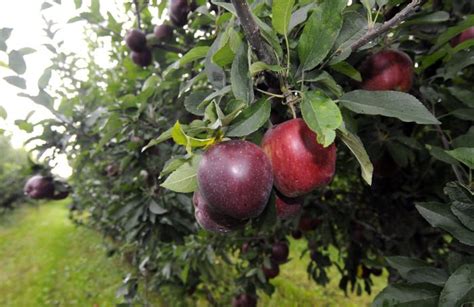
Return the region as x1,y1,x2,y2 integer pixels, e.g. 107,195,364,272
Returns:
2,0,474,305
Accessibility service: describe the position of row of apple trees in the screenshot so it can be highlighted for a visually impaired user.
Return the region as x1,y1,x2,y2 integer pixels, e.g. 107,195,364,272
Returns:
3,0,473,305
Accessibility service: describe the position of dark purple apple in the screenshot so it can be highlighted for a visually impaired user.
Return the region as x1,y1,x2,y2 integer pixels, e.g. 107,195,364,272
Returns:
262,261,279,279
193,191,246,233
125,29,147,52
261,118,336,197
154,24,173,41
197,140,273,220
291,230,303,239
24,175,55,199
450,27,474,47
170,0,189,27
371,268,383,276
52,190,69,200
131,48,152,67
298,215,320,232
271,242,289,264
359,50,414,92
275,192,303,220
232,293,257,307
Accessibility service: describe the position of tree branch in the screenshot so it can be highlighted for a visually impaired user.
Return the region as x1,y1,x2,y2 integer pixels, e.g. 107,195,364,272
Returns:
349,0,421,51
230,0,276,65
151,44,186,54
133,0,142,30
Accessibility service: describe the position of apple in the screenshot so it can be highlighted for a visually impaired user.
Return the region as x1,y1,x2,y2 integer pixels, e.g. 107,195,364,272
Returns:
170,0,189,27
125,29,147,52
154,24,173,41
261,118,336,197
298,215,320,232
291,230,303,239
271,242,289,264
371,268,383,276
275,192,303,220
24,175,55,199
359,50,414,92
262,261,279,279
450,27,474,47
52,190,69,200
197,140,273,220
193,191,246,233
232,293,257,307
131,49,152,67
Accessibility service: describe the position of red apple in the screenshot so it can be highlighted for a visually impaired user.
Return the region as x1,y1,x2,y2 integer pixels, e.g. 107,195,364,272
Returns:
232,293,257,307
193,191,246,233
197,140,273,220
271,242,289,264
261,118,336,197
170,0,189,27
125,29,147,52
359,50,413,92
131,49,152,67
275,192,303,220
262,261,279,279
154,24,173,41
24,175,55,199
450,27,474,47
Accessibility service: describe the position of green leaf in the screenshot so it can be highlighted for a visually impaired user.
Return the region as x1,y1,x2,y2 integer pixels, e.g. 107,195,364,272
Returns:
180,46,210,66
14,119,34,133
38,67,52,89
446,148,474,169
386,256,448,287
171,121,215,153
435,15,474,48
340,90,440,125
161,155,202,193
373,283,440,307
205,34,226,88
288,3,315,33
41,2,53,10
426,145,460,166
272,0,295,35
226,99,270,137
403,11,450,26
142,128,172,151
439,264,474,307
416,202,474,246
0,106,7,119
231,44,253,104
184,90,210,116
452,201,474,232
249,61,284,76
298,0,346,71
3,76,26,89
336,127,373,185
97,113,122,149
330,61,362,82
301,91,342,147
18,47,36,56
149,200,168,215
8,50,26,74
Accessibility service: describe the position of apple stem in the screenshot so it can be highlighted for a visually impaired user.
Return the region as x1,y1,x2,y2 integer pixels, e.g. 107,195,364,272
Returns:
256,88,285,98
132,0,142,30
288,103,297,119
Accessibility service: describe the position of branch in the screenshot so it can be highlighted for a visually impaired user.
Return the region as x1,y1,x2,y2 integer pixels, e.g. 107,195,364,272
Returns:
151,44,186,54
133,0,142,30
349,0,421,51
230,0,276,65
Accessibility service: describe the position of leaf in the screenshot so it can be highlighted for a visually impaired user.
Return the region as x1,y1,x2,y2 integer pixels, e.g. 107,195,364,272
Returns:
387,256,448,287
205,34,226,89
41,2,53,10
301,91,342,147
38,67,52,89
180,46,210,66
340,90,440,125
226,99,270,137
336,127,373,185
435,15,474,48
330,11,368,64
298,0,346,71
231,44,253,104
403,11,450,26
330,61,362,82
373,283,440,307
14,119,34,132
171,121,215,152
426,145,460,166
439,264,474,307
452,201,474,232
142,128,172,151
416,202,474,246
0,106,7,119
288,3,315,33
18,47,36,55
8,50,26,75
446,148,474,169
184,90,210,116
149,200,168,215
3,76,26,89
272,0,295,35
249,62,284,76
161,155,202,193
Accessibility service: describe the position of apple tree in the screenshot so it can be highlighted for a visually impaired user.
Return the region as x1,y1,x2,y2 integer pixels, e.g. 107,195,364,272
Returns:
6,0,474,305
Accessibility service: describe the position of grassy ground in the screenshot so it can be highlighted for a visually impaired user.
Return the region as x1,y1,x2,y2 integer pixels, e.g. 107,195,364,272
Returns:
0,201,385,306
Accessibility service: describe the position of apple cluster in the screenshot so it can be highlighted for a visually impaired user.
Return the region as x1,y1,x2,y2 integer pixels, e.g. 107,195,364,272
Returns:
24,175,69,200
124,0,195,67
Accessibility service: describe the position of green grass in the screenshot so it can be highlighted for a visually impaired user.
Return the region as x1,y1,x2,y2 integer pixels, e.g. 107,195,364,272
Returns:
0,200,128,306
0,201,386,306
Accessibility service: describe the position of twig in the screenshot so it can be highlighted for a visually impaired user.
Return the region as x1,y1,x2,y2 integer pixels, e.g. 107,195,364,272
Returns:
151,44,186,54
133,0,142,30
349,0,421,51
230,0,276,65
